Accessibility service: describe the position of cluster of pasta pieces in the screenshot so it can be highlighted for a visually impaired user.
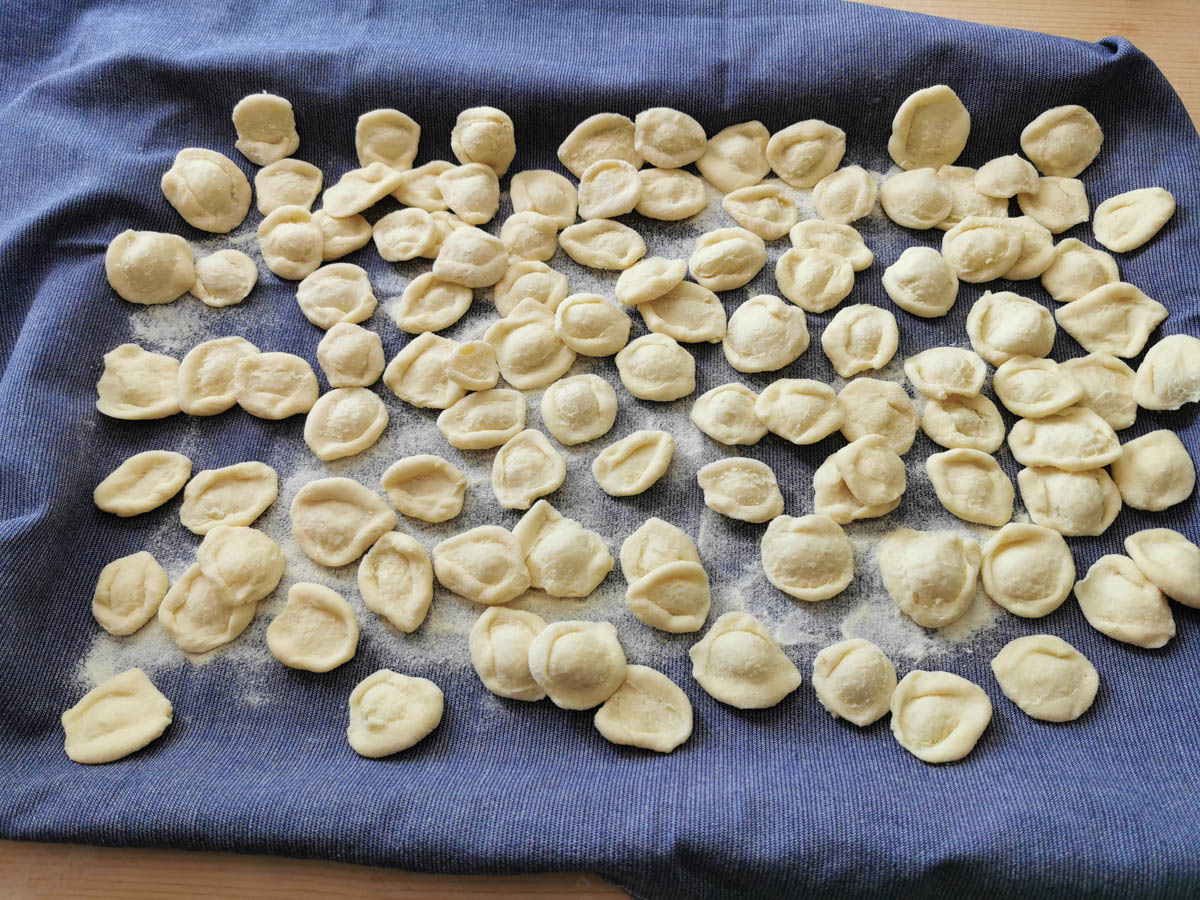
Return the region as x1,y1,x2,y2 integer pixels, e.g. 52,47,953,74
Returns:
66,85,1199,766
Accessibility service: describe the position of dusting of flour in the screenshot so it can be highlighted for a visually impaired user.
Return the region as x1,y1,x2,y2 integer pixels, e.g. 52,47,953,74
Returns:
81,169,1022,699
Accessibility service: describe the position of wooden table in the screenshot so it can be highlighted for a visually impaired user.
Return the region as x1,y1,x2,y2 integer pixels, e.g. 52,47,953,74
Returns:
4,2,1197,897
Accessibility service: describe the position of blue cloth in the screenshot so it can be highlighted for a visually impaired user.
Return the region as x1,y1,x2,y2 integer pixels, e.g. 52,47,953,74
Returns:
2,1,1199,897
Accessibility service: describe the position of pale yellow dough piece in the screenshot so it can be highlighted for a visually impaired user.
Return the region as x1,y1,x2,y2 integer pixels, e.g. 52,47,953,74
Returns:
935,165,1008,231
941,216,1022,283
1093,187,1176,253
696,457,784,523
788,220,874,271
432,225,507,288
776,247,853,313
290,477,397,567
812,166,878,225
196,525,284,606
556,293,632,355
513,500,613,598
557,113,641,178
879,529,981,629
635,167,708,221
433,525,530,605
231,92,298,165
1124,528,1200,609
615,257,687,306
926,448,1012,527
1002,216,1057,281
992,355,1084,418
234,352,318,419
158,563,253,654
835,434,907,507
974,155,1038,198
528,620,627,710
313,210,372,261
493,260,569,316
486,299,576,390
688,228,767,292
347,669,444,758
317,323,384,388
881,247,959,318
442,340,498,391
615,333,695,401
1061,353,1136,429
257,206,322,280
761,514,853,602
266,583,358,672
179,461,278,535
888,85,971,170
722,294,809,373
178,336,260,415
500,211,558,262
541,375,618,445
392,274,472,334
436,163,500,225
559,220,646,270
1020,105,1103,178
697,121,770,192
372,208,436,262
812,452,901,525
61,669,172,765
381,455,466,524
755,379,841,444
690,383,767,446
965,291,1056,366
991,635,1098,722
510,169,577,227
920,394,1006,453
384,333,466,410
436,388,525,450
492,429,566,510
577,158,642,220
766,120,845,188
811,639,896,727
322,162,405,218
1016,177,1089,234
469,607,547,701
96,344,180,420
390,160,454,211
93,450,191,517
1040,239,1119,303
1075,554,1174,648
620,517,701,582
592,430,674,496
980,523,1074,618
721,183,798,241
594,665,694,753
190,249,257,307
254,158,322,215
1056,282,1168,359
1007,407,1121,471
890,671,991,763
688,611,801,709
1109,430,1195,511
880,168,953,231
1017,465,1121,537
1133,334,1200,410
355,108,420,169
295,263,376,329
303,388,388,461
161,148,252,233
92,552,169,636
626,560,710,633
903,347,986,400
820,304,899,377
639,281,725,344
838,378,918,454
634,107,706,168
451,106,515,176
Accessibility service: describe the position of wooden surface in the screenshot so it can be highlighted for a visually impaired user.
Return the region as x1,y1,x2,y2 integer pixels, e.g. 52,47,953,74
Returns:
5,2,1198,898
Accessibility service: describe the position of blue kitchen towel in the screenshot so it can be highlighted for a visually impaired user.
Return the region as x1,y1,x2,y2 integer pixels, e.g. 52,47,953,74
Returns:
1,0,1199,897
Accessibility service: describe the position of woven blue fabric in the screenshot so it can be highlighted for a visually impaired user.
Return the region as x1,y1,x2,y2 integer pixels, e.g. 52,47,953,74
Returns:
2,1,1199,896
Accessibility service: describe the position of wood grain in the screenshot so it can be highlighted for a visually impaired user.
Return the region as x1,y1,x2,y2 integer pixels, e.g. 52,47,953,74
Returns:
6,2,1197,897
